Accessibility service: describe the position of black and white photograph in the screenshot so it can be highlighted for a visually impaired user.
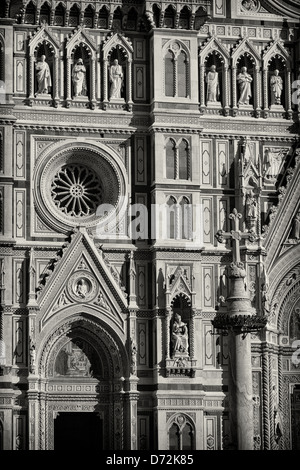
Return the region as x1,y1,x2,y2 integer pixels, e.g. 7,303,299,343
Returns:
0,0,299,456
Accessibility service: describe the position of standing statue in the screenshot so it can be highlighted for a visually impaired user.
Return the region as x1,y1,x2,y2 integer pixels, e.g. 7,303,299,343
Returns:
171,313,189,357
245,190,257,219
109,59,123,100
206,65,220,102
270,69,283,105
72,58,87,98
237,66,253,105
291,210,300,240
35,55,52,95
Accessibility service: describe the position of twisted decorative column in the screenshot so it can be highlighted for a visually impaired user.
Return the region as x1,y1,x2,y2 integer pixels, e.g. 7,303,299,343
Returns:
54,55,59,107
255,65,261,117
278,350,284,450
286,68,292,118
165,308,171,360
127,58,133,110
96,53,101,102
200,64,206,110
269,351,276,449
263,67,269,117
66,57,71,106
223,65,230,115
174,57,178,97
232,66,237,113
262,344,270,450
189,309,196,359
90,57,96,109
103,58,108,109
29,56,35,104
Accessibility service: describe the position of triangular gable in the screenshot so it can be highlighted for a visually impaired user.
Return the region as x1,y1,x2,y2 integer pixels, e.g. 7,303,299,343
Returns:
66,26,97,58
263,39,291,66
102,32,133,59
199,34,230,65
169,266,193,298
232,37,260,65
37,227,128,331
28,25,61,54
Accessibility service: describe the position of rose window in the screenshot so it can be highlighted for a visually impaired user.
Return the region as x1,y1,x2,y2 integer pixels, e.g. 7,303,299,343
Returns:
51,164,102,217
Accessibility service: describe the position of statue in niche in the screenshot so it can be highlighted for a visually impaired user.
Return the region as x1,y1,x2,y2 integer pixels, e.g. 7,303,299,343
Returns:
270,69,283,106
291,210,300,241
245,189,258,219
171,313,189,357
261,283,270,316
35,55,52,95
109,59,123,100
237,66,252,105
29,338,36,373
206,65,220,103
72,58,87,97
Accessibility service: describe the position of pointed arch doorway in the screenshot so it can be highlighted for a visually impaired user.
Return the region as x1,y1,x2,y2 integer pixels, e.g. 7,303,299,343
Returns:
31,314,132,450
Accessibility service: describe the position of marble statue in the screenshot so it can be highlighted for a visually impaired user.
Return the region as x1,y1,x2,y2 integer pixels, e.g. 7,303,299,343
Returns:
171,313,189,356
270,69,283,105
35,55,52,95
109,59,123,99
206,65,220,102
237,66,252,105
72,58,87,97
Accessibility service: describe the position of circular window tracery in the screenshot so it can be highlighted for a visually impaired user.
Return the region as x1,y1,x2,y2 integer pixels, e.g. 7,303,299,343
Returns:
51,164,102,217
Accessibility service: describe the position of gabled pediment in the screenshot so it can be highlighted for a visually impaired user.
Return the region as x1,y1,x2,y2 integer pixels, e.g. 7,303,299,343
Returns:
36,227,128,332
169,266,193,298
102,32,133,59
28,24,61,55
263,38,291,65
66,26,97,58
199,34,230,65
232,37,260,65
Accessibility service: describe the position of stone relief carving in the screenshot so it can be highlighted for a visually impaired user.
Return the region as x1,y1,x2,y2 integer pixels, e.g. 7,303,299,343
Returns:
67,271,98,303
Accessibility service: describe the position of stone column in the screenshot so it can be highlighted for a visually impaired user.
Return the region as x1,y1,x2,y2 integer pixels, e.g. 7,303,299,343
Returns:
200,63,206,111
103,58,108,109
213,261,266,450
263,67,269,117
223,64,230,115
232,65,237,115
127,58,133,111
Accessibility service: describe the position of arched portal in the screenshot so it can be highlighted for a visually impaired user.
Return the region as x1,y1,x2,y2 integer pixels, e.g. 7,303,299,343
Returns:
29,313,130,450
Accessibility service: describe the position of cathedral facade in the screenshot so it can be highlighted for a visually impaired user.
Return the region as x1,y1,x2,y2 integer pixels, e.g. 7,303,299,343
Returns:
0,0,300,451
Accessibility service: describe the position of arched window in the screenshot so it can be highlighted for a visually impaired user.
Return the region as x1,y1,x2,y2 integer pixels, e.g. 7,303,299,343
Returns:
166,138,190,180
168,414,195,450
69,4,80,27
40,2,50,24
54,3,65,26
166,196,176,239
179,197,191,240
169,423,180,450
177,51,187,98
178,139,189,179
112,7,122,30
179,6,190,29
164,42,189,98
98,6,108,29
84,5,94,28
127,8,138,31
165,50,174,97
182,423,194,450
153,4,160,27
24,1,36,24
164,5,175,28
166,139,176,179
